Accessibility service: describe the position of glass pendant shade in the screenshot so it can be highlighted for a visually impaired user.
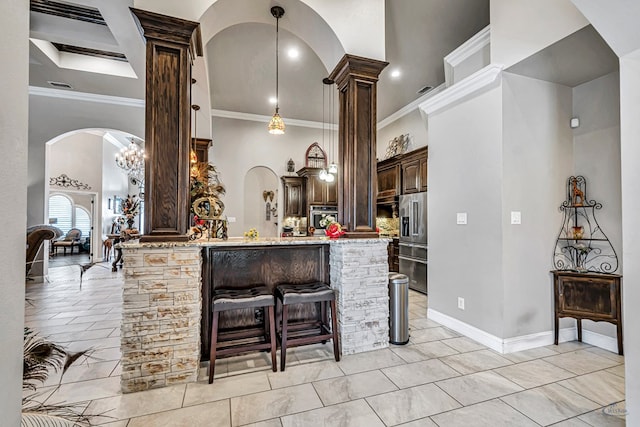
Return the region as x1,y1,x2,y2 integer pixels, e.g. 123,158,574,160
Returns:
319,168,328,181
328,162,338,174
268,110,285,134
325,172,335,182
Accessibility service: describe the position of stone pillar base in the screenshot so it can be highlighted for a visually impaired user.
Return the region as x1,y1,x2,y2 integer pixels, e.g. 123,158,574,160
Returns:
329,238,390,354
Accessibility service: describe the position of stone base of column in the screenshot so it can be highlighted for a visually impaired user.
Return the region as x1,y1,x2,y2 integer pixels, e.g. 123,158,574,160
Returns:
120,245,201,393
329,238,390,355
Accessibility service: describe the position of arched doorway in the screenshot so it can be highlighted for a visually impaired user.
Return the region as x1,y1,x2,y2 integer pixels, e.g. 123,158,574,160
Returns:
243,166,279,238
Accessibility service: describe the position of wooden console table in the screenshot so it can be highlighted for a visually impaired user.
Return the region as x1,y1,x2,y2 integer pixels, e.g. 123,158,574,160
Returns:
552,270,623,355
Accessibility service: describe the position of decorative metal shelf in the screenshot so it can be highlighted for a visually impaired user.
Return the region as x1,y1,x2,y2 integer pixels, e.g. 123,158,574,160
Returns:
553,176,618,273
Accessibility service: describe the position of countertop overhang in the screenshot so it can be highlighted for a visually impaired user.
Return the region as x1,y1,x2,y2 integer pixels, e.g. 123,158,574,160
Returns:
118,236,389,249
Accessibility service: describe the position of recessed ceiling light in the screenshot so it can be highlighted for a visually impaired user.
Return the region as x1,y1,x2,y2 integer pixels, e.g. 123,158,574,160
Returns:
417,85,434,95
390,69,401,79
287,48,299,59
269,97,278,105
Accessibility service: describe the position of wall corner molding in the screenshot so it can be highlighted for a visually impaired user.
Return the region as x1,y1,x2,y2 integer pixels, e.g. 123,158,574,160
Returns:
377,84,446,130
419,63,504,118
444,26,491,87
29,86,144,108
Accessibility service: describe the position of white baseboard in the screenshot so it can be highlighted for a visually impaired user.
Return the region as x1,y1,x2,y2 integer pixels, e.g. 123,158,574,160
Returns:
427,308,619,354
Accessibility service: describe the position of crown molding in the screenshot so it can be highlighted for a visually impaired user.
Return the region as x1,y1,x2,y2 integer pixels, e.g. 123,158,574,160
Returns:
210,109,337,130
29,86,144,108
444,25,490,67
377,84,446,130
419,64,504,117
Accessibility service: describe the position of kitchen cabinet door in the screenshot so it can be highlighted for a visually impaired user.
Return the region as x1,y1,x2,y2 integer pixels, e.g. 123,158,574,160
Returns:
325,177,338,205
282,176,306,217
402,159,421,194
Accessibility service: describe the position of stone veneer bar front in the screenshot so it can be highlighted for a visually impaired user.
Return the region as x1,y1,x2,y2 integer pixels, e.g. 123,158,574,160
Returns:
119,237,389,392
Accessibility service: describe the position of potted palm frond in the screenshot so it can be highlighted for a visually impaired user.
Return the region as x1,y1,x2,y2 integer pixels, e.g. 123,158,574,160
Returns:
22,327,98,426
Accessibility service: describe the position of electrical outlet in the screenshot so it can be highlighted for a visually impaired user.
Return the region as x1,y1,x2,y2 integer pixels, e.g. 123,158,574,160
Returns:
511,211,521,225
457,297,465,310
456,212,467,225
227,216,236,223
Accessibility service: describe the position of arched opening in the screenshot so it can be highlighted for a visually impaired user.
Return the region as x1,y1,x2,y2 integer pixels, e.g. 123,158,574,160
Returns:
243,166,279,238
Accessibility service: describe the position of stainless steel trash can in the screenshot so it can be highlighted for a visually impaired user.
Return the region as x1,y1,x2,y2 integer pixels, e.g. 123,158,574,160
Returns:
389,272,410,345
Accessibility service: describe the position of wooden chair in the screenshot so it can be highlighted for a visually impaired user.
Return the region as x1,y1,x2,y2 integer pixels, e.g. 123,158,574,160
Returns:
52,228,82,255
275,282,340,371
209,286,277,383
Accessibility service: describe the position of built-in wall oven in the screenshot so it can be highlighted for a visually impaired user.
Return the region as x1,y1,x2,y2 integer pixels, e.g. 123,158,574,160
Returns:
399,192,428,294
309,205,338,236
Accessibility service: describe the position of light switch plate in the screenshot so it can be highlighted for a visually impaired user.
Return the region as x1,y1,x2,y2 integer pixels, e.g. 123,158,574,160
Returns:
456,212,467,225
511,211,521,225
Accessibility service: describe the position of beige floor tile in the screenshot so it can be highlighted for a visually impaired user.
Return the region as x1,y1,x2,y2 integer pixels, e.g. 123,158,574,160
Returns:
268,360,343,389
44,360,119,386
410,326,459,344
501,346,559,363
45,328,116,343
94,421,130,427
546,341,592,353
338,348,406,375
606,364,625,378
366,383,461,425
128,400,231,427
312,369,398,406
46,376,122,405
409,317,441,330
440,350,513,375
390,341,458,363
382,359,460,389
543,350,619,375
436,371,523,406
584,347,625,363
287,342,335,365
230,383,322,426
494,359,575,389
281,399,385,427
431,399,539,427
440,337,486,353
579,402,626,426
86,384,186,421
549,418,591,427
184,371,271,407
500,383,600,426
558,370,625,406
239,419,282,427
394,418,438,427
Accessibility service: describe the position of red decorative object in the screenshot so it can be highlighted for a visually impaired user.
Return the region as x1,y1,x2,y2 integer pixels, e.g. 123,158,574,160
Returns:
325,222,345,239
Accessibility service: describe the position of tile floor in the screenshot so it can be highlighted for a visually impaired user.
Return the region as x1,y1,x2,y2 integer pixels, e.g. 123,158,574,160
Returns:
24,264,626,426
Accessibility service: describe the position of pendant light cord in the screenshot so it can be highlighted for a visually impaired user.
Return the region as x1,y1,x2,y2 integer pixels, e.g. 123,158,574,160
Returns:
275,14,280,113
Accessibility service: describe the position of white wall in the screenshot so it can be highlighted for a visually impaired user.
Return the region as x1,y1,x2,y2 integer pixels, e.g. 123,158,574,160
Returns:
377,109,427,161
572,71,622,340
490,0,588,68
620,52,640,425
102,139,130,235
211,116,328,237
501,73,574,338
0,1,28,423
427,86,505,337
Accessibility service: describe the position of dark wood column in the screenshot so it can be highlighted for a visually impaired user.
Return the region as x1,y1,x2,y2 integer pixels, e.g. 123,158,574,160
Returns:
329,54,388,238
131,8,202,242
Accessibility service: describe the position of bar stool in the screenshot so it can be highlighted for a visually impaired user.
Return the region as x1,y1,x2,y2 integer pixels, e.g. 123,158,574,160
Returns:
275,282,340,371
209,286,277,383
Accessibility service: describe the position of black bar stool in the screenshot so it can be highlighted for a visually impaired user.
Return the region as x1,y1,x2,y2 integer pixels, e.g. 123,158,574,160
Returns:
275,282,340,371
209,286,277,383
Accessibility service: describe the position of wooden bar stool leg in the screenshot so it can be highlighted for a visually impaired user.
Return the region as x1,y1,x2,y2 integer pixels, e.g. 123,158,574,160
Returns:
331,299,340,362
208,311,220,384
268,306,277,372
280,304,289,372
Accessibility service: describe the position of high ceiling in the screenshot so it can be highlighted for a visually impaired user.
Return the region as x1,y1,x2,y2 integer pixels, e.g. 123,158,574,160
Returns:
28,0,490,126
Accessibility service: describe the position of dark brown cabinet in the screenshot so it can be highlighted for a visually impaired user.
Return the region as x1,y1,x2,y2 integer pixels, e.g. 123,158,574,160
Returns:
401,147,428,194
552,270,623,355
281,176,306,217
297,167,337,207
388,238,399,272
377,160,401,202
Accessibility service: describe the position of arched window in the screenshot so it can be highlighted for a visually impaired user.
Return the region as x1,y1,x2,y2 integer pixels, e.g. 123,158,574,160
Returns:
48,194,73,233
48,194,92,237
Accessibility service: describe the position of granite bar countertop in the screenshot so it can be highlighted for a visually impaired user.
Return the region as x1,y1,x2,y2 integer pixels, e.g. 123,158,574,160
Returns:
119,236,389,249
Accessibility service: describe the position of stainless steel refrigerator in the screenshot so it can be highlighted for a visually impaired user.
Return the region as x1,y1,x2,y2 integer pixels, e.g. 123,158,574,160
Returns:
399,192,427,294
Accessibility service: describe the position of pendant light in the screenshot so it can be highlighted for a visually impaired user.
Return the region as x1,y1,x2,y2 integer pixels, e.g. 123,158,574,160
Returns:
327,78,338,175
190,104,200,177
318,78,328,181
268,6,286,135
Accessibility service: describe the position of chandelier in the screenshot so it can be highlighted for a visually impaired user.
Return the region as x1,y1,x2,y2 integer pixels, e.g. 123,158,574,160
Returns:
115,137,145,188
268,6,285,135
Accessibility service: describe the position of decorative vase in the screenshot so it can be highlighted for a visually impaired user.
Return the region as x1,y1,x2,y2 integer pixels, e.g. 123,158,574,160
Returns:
127,217,135,229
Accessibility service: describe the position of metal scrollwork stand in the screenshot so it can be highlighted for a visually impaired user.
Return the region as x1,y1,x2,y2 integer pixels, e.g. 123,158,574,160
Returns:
191,196,228,240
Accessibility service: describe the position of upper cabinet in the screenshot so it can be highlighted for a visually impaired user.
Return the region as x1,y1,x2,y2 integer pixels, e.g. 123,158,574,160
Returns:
377,146,428,200
297,167,337,206
282,176,306,217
